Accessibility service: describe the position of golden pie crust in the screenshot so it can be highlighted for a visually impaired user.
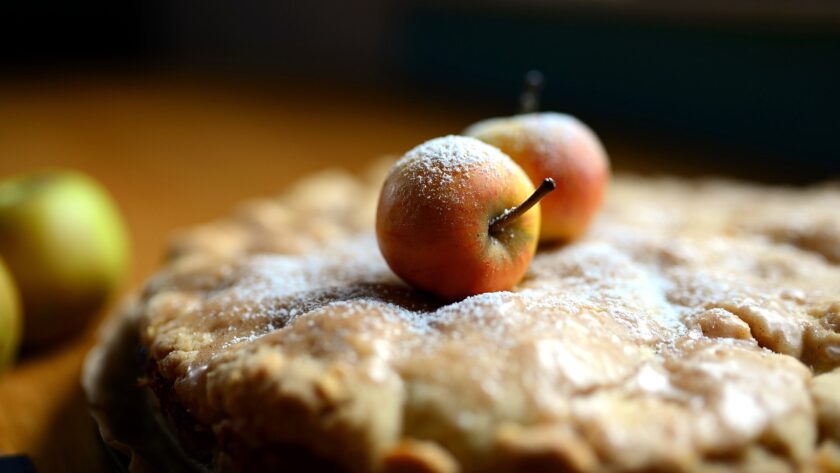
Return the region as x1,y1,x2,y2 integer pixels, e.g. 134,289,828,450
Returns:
85,163,840,473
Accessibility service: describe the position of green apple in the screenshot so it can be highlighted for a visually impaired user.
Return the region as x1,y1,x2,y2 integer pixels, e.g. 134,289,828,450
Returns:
0,257,21,373
0,170,129,347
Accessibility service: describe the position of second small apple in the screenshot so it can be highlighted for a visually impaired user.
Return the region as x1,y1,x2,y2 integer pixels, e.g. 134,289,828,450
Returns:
467,112,609,242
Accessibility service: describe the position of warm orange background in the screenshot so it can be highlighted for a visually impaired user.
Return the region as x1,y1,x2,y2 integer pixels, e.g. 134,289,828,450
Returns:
0,76,729,472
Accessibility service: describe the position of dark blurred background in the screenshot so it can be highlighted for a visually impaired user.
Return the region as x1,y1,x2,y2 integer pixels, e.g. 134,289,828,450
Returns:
1,0,839,179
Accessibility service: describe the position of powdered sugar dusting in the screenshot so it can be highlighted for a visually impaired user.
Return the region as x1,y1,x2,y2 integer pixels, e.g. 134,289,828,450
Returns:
399,135,499,171
388,135,516,205
139,170,840,472
233,236,392,301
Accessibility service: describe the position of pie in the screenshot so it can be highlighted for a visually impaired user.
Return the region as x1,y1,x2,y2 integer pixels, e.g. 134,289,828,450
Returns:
83,162,840,472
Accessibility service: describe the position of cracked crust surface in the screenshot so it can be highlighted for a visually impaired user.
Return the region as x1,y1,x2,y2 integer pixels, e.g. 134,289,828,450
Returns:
138,164,840,472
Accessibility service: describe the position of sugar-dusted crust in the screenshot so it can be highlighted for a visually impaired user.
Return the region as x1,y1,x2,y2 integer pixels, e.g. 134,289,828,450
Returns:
134,163,840,473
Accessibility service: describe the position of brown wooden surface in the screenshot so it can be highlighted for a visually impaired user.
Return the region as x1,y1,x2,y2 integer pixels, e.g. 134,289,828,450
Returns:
0,76,489,472
0,75,747,473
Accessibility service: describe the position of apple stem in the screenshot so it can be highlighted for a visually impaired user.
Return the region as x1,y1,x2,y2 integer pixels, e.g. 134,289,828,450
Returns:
519,70,544,114
490,178,556,235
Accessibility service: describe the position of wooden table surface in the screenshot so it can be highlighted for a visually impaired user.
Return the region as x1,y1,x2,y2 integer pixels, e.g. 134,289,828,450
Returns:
0,75,733,472
0,76,495,472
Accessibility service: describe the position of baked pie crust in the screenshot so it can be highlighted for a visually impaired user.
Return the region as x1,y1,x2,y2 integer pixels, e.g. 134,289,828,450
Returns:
84,163,840,472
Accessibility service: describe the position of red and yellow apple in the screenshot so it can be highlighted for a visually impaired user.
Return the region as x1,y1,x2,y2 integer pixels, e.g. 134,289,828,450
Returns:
376,136,553,301
0,257,21,374
466,112,609,242
0,170,129,347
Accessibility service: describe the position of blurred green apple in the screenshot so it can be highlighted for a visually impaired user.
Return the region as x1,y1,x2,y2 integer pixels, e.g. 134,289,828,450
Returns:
0,170,129,347
0,257,21,373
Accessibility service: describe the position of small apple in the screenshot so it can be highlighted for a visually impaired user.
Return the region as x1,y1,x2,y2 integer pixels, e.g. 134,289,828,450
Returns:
0,170,129,347
465,112,609,242
376,136,554,301
0,257,21,373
